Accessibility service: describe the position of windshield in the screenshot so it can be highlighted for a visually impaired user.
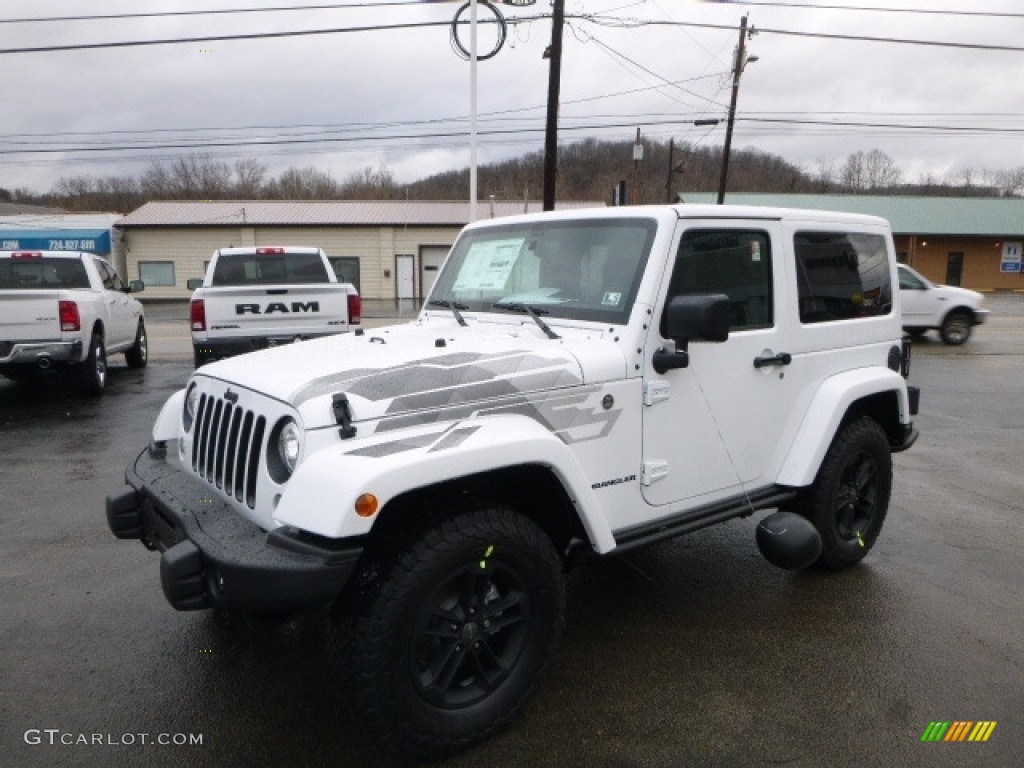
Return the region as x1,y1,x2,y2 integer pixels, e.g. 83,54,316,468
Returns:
428,217,657,324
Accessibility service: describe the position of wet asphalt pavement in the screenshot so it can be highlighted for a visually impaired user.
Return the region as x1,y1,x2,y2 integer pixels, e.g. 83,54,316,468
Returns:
2,297,1022,768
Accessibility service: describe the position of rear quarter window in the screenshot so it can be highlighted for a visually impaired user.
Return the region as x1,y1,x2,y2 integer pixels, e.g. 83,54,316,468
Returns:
794,232,892,323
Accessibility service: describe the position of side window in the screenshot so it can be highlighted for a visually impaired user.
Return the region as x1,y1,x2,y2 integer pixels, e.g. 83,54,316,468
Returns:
94,258,117,290
898,266,926,290
662,229,773,336
794,232,892,323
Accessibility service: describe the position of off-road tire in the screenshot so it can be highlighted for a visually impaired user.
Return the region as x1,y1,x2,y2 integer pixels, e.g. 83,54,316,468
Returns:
78,331,107,396
125,320,148,368
800,416,892,570
940,310,972,345
346,504,565,759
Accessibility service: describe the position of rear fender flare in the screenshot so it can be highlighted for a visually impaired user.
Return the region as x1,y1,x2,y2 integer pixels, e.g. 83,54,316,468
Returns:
776,368,910,488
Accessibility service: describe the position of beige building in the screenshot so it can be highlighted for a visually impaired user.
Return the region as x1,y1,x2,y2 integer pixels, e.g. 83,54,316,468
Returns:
116,200,603,301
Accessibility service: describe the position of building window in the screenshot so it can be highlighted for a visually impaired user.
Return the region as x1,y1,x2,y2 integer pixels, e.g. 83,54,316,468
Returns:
139,261,176,287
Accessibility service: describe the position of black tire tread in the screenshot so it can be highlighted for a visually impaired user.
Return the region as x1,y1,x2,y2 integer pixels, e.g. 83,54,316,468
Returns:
345,504,564,759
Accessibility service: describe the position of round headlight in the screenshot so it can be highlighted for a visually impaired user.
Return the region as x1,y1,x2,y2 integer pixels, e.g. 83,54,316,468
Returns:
277,419,302,474
184,385,201,431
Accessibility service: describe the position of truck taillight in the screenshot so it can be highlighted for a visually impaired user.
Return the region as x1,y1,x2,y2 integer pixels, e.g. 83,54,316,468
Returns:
12,251,44,260
59,300,81,331
348,293,361,325
190,299,207,331
256,247,285,254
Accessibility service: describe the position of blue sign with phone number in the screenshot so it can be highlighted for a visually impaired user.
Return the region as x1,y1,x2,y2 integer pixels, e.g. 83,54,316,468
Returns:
0,230,112,254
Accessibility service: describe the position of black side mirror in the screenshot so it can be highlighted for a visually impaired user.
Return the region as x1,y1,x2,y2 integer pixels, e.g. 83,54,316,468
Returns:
186,278,204,290
654,294,730,374
128,280,145,293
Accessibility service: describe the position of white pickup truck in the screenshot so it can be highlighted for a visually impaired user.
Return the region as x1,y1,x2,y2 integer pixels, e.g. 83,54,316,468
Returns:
1,250,146,394
187,246,360,367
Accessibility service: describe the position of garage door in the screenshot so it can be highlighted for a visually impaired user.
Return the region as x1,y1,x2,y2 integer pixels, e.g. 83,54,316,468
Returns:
420,245,450,300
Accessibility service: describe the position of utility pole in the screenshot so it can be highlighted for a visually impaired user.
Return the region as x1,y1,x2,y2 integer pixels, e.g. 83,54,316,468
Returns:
630,127,643,204
665,138,686,203
542,0,565,211
717,14,756,204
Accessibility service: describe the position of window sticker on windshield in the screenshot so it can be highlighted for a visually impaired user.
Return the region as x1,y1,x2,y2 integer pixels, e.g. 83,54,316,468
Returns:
602,291,622,306
452,238,524,292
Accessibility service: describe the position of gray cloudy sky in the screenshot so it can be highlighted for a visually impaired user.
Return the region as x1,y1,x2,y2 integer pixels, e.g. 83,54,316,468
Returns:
2,0,1023,196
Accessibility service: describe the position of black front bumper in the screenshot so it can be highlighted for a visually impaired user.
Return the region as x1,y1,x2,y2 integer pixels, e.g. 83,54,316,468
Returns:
106,446,363,612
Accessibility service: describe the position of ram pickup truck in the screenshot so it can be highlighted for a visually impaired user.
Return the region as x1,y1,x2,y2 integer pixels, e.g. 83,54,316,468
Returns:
108,205,919,758
1,250,146,394
187,246,360,367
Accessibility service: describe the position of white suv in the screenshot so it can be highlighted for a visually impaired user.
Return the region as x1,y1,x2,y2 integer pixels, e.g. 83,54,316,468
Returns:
109,205,918,758
897,263,989,345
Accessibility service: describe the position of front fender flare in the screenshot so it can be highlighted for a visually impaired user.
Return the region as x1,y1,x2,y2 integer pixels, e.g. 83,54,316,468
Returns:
273,414,617,553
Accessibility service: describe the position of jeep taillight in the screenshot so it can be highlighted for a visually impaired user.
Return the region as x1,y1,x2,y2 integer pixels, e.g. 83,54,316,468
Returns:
190,298,206,331
59,300,80,332
348,293,361,325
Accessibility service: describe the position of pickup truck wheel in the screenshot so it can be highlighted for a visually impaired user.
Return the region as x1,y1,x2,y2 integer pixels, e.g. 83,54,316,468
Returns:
78,332,107,395
347,505,565,759
940,310,972,345
125,320,148,368
801,417,891,570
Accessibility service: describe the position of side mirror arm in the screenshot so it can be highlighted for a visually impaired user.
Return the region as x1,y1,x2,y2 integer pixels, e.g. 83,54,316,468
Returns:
653,342,690,374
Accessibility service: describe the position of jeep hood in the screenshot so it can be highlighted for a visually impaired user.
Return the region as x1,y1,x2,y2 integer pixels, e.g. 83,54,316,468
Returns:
198,322,627,428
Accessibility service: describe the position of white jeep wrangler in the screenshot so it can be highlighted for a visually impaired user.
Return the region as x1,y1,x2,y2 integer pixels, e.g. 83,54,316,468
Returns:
107,205,918,758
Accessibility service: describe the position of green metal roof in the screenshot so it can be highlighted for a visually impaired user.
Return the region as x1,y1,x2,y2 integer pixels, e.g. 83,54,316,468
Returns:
677,194,1024,237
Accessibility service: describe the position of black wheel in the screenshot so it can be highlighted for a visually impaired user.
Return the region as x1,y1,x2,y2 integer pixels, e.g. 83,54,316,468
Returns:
800,417,892,570
125,320,148,368
193,346,209,368
940,310,972,345
345,504,565,759
78,332,107,395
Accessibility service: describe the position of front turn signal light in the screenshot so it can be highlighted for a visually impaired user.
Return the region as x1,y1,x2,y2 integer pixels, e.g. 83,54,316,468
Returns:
355,493,379,518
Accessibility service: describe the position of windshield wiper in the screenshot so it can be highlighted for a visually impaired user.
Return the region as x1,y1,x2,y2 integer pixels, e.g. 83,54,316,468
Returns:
492,301,560,340
428,299,468,327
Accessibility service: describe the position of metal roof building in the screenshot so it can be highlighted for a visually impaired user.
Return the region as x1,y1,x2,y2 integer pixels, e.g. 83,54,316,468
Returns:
679,194,1024,290
116,200,605,301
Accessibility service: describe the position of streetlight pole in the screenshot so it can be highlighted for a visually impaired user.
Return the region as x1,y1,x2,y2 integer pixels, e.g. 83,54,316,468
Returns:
717,14,756,204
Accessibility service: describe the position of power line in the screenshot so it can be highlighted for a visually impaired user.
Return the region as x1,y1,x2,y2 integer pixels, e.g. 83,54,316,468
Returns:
0,3,430,25
3,11,1023,55
2,115,1021,157
596,18,1024,53
726,2,1024,19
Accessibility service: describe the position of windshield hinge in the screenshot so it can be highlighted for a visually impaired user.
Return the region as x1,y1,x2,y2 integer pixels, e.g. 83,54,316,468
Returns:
331,393,358,439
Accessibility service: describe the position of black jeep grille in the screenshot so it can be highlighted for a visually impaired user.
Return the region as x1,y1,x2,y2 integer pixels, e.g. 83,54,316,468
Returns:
191,393,266,508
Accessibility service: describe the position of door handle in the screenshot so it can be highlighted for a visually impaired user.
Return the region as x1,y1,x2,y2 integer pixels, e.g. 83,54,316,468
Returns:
753,352,792,369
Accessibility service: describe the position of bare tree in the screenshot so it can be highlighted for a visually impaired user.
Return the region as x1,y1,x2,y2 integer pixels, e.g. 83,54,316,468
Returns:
232,158,268,198
267,166,339,199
